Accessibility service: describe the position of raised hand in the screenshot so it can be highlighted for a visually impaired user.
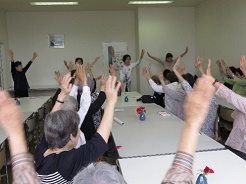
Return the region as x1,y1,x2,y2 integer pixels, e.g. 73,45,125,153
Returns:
147,52,151,57
76,65,87,86
8,50,14,61
68,61,74,71
31,52,38,61
91,56,100,67
173,56,182,71
215,59,222,67
60,73,72,95
0,90,23,135
240,55,246,76
185,46,188,53
141,67,150,80
54,71,62,86
206,59,212,77
195,56,203,68
140,49,145,60
109,64,116,76
183,75,215,129
105,76,121,105
178,65,186,74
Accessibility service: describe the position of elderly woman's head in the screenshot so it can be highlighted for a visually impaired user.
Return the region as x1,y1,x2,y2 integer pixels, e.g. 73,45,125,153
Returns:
74,162,127,184
44,110,79,149
61,96,78,111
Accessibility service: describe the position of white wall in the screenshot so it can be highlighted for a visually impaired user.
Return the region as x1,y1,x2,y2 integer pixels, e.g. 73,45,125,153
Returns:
195,0,246,80
0,11,9,89
6,11,137,90
138,7,195,94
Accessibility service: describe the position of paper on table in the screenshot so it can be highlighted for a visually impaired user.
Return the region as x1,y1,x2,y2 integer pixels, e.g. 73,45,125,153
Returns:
115,108,124,112
114,117,125,126
157,111,171,117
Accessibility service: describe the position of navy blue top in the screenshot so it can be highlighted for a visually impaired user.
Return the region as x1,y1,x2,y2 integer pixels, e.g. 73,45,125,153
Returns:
11,61,32,91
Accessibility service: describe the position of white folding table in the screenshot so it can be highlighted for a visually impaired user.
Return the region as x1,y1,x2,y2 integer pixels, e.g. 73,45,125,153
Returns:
119,150,246,184
112,104,224,158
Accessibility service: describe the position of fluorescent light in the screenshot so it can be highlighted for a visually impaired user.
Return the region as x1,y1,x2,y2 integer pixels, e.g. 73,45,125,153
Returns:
128,1,173,4
30,2,79,6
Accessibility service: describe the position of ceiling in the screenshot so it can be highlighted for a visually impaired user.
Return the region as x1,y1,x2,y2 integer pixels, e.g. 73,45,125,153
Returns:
0,0,207,12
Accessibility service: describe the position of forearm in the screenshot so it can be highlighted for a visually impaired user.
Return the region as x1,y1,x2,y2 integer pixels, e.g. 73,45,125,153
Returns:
173,69,185,82
51,93,66,112
8,127,28,157
177,124,200,156
197,66,205,75
12,152,40,184
78,86,91,127
149,79,163,93
23,61,32,73
69,85,78,98
97,103,115,143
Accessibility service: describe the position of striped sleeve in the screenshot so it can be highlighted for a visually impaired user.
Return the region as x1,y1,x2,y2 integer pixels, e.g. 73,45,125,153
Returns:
162,151,193,184
12,153,41,184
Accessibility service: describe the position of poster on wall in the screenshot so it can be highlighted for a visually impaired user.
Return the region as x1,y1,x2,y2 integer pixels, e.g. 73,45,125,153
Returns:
102,42,128,71
48,34,65,48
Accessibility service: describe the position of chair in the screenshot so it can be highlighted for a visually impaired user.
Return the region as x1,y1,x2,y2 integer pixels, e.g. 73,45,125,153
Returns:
44,98,52,116
37,106,45,143
0,142,9,183
25,113,39,151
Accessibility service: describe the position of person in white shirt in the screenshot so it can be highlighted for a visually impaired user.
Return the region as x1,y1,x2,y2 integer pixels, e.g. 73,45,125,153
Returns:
111,48,145,92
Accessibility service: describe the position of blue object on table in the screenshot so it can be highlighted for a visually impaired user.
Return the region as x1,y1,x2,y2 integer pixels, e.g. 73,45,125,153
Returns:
16,99,20,105
140,112,146,121
196,174,208,184
124,96,129,102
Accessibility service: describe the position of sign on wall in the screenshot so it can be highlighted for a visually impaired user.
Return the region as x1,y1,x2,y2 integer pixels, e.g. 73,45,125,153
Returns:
102,42,128,71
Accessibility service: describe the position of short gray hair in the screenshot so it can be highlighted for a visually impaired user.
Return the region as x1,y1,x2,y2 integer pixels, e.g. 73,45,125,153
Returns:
61,95,78,111
74,162,127,184
44,110,79,149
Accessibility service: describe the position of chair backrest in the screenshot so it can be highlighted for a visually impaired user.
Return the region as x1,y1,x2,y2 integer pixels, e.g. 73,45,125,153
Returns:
0,142,6,170
26,113,37,132
219,106,234,122
44,99,52,115
38,107,45,121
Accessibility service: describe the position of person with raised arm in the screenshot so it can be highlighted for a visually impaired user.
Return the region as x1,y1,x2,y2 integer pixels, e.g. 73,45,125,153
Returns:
173,56,218,138
111,48,145,92
147,46,188,70
34,75,121,183
205,57,246,160
9,50,38,97
0,89,40,183
217,59,246,95
162,74,215,183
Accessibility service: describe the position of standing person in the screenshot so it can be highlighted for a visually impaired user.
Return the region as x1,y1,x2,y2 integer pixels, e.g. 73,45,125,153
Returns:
147,46,188,70
111,48,145,92
9,50,38,97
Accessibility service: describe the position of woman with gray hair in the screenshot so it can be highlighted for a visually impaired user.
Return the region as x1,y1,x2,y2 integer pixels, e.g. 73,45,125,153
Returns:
34,74,121,183
74,162,127,184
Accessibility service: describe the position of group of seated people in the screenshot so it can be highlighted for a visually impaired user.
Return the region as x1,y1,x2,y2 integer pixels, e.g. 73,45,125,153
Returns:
1,48,246,183
143,53,246,161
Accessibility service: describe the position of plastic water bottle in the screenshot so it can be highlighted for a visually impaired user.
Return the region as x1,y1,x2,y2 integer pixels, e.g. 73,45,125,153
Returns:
16,98,20,105
124,96,129,102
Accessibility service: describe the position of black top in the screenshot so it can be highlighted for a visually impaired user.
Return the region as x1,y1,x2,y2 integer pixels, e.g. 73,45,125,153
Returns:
35,132,108,183
81,91,106,141
153,91,165,108
11,61,32,91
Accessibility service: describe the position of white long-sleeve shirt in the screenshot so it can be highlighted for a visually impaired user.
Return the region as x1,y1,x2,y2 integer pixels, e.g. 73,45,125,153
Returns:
69,85,91,148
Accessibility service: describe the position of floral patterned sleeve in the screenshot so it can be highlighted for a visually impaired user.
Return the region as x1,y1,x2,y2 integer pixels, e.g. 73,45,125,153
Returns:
12,153,40,184
181,80,193,92
162,151,193,184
